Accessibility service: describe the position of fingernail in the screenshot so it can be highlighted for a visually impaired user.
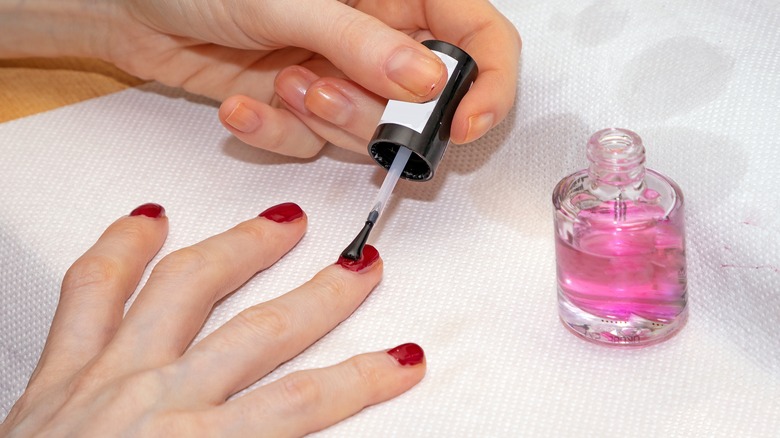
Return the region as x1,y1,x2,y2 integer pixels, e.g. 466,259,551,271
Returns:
465,113,495,143
258,202,304,223
225,103,261,133
336,244,380,272
276,68,317,113
385,47,445,98
306,84,353,127
387,343,425,366
130,203,165,219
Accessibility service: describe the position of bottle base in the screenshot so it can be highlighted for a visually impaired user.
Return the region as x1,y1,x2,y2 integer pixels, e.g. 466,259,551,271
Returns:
558,293,688,348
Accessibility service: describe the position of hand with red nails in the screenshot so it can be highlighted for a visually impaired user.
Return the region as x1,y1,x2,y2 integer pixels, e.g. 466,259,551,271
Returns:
0,203,425,436
0,0,520,157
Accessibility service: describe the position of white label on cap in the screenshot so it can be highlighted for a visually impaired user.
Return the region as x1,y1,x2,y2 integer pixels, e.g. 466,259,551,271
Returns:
377,51,459,133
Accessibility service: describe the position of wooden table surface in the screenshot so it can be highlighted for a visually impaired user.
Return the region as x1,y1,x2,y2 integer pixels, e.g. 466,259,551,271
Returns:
0,58,144,123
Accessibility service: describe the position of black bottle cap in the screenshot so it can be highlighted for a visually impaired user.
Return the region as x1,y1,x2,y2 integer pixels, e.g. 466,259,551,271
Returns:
368,40,478,181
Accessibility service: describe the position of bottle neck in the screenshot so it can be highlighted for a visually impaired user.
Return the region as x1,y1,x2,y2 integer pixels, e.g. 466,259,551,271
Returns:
586,128,647,196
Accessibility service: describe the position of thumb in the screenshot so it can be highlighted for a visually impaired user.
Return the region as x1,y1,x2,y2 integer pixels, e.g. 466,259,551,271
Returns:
254,0,448,102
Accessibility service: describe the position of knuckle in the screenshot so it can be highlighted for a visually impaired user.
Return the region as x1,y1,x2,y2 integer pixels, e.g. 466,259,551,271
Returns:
152,246,211,278
280,372,322,409
62,254,122,293
233,304,294,340
260,123,291,155
328,11,373,57
233,221,270,245
116,370,166,398
310,271,351,302
260,128,321,159
111,219,149,242
66,366,112,398
67,358,145,396
66,372,95,397
147,411,207,437
347,355,383,393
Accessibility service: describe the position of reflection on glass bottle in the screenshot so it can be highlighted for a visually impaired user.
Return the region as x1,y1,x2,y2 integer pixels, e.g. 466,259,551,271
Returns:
553,128,687,347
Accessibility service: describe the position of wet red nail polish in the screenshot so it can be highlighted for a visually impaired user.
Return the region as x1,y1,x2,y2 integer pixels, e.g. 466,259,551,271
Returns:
387,343,425,366
258,202,304,223
336,244,380,272
130,203,165,219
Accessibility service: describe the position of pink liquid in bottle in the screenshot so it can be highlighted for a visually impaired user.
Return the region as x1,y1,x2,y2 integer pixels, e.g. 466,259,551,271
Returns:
553,128,687,347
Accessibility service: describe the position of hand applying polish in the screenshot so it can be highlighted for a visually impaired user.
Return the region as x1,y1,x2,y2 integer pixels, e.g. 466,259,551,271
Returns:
341,41,478,260
215,0,520,157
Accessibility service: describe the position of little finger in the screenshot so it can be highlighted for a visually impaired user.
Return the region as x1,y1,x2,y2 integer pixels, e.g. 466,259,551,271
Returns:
212,344,426,437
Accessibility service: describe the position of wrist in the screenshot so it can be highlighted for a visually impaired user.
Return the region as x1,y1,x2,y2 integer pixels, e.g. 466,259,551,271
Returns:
0,0,118,59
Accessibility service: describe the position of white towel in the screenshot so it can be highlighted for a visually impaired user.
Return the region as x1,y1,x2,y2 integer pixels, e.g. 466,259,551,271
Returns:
2,0,779,435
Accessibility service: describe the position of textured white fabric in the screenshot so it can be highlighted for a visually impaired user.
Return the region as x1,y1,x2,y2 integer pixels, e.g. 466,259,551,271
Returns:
2,0,780,435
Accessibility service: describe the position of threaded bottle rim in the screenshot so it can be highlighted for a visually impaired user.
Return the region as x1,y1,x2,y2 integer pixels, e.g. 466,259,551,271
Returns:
587,128,646,186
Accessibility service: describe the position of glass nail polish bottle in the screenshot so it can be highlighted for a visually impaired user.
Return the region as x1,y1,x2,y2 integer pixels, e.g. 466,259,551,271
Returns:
553,128,687,347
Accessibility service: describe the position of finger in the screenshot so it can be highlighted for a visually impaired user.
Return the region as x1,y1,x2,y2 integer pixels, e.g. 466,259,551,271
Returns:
120,40,311,104
303,77,386,144
354,0,522,143
30,203,167,388
283,100,369,155
220,59,369,155
219,96,326,158
275,66,367,152
172,245,383,403
212,344,426,436
98,203,307,373
235,0,448,103
427,0,521,143
274,66,383,154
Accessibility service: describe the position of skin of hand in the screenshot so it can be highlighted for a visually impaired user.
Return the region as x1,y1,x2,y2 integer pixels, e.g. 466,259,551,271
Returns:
0,0,520,157
0,202,425,437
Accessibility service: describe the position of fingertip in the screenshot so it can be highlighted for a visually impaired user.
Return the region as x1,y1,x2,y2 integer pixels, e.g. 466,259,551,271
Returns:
383,44,448,101
120,203,169,242
129,202,166,219
275,66,320,114
386,343,426,367
291,6,446,103
335,244,382,273
220,96,261,134
455,112,496,144
304,81,355,127
378,343,427,396
300,76,385,147
449,71,516,144
258,202,307,224
218,95,326,158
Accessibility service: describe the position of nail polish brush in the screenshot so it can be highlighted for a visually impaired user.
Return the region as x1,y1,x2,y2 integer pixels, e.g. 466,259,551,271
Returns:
340,146,412,260
340,40,478,260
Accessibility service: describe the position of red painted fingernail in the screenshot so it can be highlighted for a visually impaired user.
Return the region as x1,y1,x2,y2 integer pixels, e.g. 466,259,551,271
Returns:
130,203,165,219
387,343,425,366
336,244,380,272
258,202,304,223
